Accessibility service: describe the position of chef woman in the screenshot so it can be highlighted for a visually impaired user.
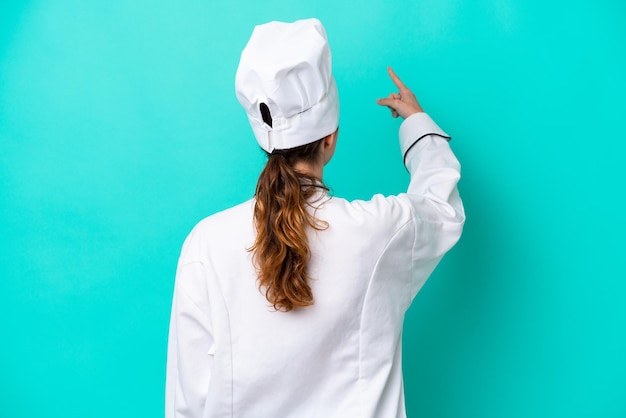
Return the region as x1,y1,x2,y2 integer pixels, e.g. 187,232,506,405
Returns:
166,18,465,418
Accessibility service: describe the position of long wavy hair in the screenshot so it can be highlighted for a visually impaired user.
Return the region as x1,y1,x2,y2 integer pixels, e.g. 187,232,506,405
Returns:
249,139,329,312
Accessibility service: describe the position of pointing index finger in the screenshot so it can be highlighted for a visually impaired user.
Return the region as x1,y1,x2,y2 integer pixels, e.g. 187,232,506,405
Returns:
387,66,409,93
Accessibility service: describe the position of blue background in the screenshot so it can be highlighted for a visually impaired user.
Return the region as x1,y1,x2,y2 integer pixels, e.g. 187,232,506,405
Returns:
1,1,624,416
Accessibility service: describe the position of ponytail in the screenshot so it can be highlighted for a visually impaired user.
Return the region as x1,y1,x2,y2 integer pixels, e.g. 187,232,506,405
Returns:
250,139,328,312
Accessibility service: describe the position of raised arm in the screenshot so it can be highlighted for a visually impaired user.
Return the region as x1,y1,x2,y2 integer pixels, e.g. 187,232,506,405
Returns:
378,67,465,297
377,66,463,223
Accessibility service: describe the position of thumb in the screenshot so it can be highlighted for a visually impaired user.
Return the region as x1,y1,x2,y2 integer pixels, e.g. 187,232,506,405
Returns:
376,97,410,114
376,97,399,108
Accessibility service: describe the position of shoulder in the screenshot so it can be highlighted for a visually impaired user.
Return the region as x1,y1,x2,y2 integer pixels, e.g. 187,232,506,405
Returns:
323,193,415,235
329,193,412,219
196,199,254,229
178,199,255,263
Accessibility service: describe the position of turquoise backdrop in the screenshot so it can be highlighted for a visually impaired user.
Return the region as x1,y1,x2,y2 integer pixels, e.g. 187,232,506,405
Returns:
1,1,624,417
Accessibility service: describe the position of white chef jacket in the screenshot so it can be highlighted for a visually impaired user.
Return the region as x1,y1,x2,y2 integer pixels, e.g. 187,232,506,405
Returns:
166,112,465,418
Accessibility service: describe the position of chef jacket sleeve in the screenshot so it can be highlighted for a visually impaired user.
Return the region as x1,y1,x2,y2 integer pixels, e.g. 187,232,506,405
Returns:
166,260,214,418
399,112,465,300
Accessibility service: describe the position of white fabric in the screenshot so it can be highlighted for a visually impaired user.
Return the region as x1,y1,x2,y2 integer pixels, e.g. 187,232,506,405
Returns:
235,18,339,152
166,112,465,418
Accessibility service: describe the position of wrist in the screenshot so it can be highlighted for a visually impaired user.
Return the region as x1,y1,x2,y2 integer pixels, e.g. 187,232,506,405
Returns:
402,108,424,120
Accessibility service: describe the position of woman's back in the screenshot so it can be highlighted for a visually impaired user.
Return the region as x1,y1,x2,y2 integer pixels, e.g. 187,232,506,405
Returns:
165,18,464,418
168,126,464,417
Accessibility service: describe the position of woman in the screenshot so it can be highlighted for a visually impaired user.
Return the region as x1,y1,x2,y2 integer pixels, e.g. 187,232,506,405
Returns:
166,18,465,418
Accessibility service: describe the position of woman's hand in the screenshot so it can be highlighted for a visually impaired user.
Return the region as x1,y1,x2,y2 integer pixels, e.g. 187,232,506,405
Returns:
376,67,424,119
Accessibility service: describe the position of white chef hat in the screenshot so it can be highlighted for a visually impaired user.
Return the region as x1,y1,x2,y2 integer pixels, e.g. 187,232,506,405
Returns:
235,18,339,153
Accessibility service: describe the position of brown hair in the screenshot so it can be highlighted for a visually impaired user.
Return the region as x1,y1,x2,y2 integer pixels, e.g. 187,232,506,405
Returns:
249,139,329,312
